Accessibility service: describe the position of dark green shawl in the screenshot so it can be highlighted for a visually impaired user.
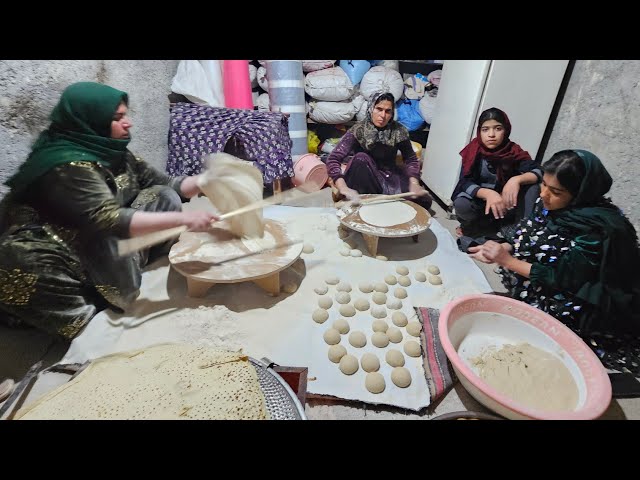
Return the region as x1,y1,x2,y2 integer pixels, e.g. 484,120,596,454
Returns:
6,82,131,192
547,149,640,334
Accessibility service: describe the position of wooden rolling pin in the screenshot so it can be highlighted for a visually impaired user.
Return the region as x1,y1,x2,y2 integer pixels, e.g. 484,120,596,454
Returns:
335,191,418,209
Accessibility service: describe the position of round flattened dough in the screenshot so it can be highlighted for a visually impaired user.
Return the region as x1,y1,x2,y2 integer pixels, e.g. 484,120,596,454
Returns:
314,285,328,295
386,349,405,367
359,282,374,293
349,331,367,348
396,265,409,276
404,340,422,357
335,292,351,304
414,271,427,282
359,202,417,227
371,305,387,319
392,311,408,327
350,249,363,257
386,327,403,343
282,283,298,293
376,255,388,261
339,248,351,256
373,282,388,293
427,265,441,275
394,287,408,299
391,367,412,388
361,353,380,373
372,292,387,305
354,298,370,311
339,355,359,375
398,275,411,287
302,243,315,254
328,344,347,363
372,331,390,348
365,372,386,394
429,275,443,285
332,318,350,334
325,276,340,285
312,309,329,323
384,274,398,285
323,328,341,345
372,319,389,333
386,298,402,310
318,296,333,309
406,321,422,337
336,282,352,292
339,304,356,317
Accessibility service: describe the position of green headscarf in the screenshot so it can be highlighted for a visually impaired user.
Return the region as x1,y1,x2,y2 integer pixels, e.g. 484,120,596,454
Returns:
547,149,640,334
5,82,131,192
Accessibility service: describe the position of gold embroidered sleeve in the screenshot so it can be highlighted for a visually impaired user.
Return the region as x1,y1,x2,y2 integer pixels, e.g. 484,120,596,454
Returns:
129,153,187,201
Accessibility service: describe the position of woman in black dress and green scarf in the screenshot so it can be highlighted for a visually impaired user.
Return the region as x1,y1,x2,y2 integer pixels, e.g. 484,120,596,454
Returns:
0,82,217,340
469,149,640,373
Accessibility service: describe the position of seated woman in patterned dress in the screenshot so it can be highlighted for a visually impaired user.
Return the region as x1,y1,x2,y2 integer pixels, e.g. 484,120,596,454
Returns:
325,91,432,209
469,149,640,373
0,82,218,340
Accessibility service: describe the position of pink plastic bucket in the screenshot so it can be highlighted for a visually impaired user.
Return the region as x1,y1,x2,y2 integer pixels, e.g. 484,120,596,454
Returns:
292,154,328,192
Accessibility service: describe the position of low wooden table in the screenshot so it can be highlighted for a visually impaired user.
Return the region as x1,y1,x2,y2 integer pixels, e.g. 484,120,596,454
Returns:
169,219,303,297
336,195,431,256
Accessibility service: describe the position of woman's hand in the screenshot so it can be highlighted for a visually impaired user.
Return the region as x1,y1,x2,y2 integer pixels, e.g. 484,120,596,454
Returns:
180,174,203,199
468,240,512,265
409,181,429,198
181,211,219,232
340,187,361,204
483,189,507,220
501,177,521,210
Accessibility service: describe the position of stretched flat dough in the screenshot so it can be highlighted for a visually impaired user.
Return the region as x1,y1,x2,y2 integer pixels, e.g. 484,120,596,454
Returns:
359,202,416,227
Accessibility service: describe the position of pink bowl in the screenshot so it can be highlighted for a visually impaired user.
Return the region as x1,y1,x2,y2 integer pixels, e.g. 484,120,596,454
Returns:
292,154,328,192
439,294,612,420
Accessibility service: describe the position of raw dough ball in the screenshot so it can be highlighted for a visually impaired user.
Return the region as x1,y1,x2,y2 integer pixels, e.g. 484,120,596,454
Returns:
384,274,398,285
429,275,443,285
386,327,403,344
427,265,441,275
372,292,387,305
349,331,367,348
336,282,352,292
314,285,328,295
339,304,357,317
406,321,422,337
404,340,422,357
328,344,347,363
396,265,409,276
354,298,370,311
302,243,315,254
323,328,341,345
398,275,411,287
394,287,408,299
325,276,340,285
372,331,390,348
339,355,359,375
318,296,333,309
312,309,329,323
361,353,380,373
339,248,351,256
365,372,385,394
391,367,412,388
376,255,388,261
350,249,363,257
392,311,408,327
372,319,389,333
359,282,374,293
373,282,389,293
371,305,387,319
282,283,298,293
386,349,405,367
335,292,351,304
332,318,350,334
414,272,427,282
386,298,402,310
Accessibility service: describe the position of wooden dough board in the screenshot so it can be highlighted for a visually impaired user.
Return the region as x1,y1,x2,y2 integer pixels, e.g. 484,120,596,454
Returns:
169,219,302,297
336,194,431,256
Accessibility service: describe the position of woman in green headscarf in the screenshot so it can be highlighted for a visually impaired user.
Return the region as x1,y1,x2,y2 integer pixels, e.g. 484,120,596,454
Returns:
0,82,217,340
469,149,640,373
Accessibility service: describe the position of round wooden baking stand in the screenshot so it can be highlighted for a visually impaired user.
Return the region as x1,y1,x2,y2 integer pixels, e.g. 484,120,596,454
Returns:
337,195,431,256
169,219,302,297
